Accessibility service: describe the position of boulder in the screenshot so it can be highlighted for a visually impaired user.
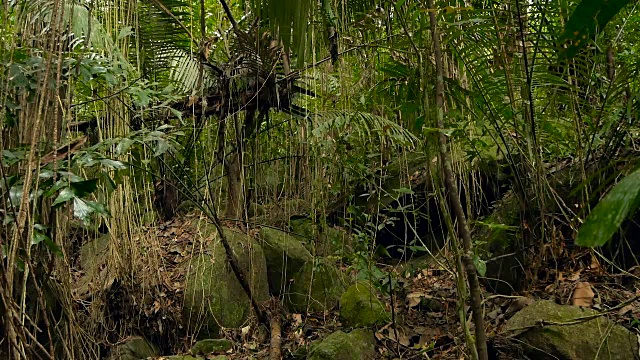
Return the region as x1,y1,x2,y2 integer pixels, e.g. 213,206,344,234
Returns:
249,203,266,218
108,336,158,360
165,356,227,360
289,218,352,256
340,282,390,327
500,300,639,360
258,227,313,295
307,329,376,360
191,338,232,355
182,223,269,338
287,260,346,313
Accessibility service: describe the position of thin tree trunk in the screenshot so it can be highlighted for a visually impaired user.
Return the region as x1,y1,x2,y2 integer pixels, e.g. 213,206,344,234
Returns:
268,299,282,360
426,3,488,360
224,151,243,219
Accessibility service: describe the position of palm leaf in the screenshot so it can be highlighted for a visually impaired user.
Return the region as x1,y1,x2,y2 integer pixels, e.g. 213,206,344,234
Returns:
313,110,418,148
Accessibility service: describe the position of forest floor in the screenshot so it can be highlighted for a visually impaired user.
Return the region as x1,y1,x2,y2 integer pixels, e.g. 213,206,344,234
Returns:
134,216,640,359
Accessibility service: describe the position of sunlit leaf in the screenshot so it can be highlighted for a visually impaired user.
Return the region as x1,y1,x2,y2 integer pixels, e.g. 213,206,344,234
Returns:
52,188,75,207
117,138,135,154
394,187,415,195
118,26,134,39
73,197,92,222
99,159,127,170
473,255,487,277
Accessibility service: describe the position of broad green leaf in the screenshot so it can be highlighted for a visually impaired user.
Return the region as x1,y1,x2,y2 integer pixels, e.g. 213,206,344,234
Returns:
32,231,49,245
70,179,98,197
576,167,640,247
561,0,632,59
154,139,170,157
394,187,415,195
169,108,183,123
84,200,110,217
43,237,62,257
100,173,117,191
116,138,135,154
38,170,55,179
473,255,487,277
73,197,93,222
99,159,127,170
52,188,75,207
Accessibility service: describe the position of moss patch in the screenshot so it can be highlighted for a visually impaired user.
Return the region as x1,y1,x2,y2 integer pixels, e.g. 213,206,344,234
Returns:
504,300,638,359
108,336,158,360
191,339,232,355
340,282,390,327
258,227,312,295
307,329,376,360
287,260,346,313
182,223,269,337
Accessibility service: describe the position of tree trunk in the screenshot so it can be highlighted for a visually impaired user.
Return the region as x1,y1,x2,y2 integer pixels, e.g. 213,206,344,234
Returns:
225,151,243,219
426,2,489,360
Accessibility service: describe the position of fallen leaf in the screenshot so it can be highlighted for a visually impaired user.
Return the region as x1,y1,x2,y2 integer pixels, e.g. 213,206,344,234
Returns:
618,304,634,316
241,325,251,337
572,281,594,307
567,272,581,281
292,313,303,327
406,292,423,308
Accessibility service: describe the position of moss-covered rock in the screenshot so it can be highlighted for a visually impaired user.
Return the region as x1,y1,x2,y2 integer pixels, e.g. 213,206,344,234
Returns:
289,218,352,257
340,282,390,327
164,356,204,360
182,223,269,338
191,338,232,355
307,329,376,360
258,227,313,295
248,203,266,218
287,260,346,313
502,300,639,359
108,336,158,360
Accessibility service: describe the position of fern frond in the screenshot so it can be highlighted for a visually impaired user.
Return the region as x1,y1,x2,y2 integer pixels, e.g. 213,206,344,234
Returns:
312,110,418,148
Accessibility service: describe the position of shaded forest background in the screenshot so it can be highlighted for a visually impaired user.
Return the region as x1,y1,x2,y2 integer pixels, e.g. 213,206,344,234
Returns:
2,0,640,359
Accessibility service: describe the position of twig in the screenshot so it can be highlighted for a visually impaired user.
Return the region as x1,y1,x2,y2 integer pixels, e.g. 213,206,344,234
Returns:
389,272,401,357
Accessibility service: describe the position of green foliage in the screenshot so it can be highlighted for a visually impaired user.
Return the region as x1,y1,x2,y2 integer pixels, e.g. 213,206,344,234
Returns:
576,167,640,247
313,110,418,148
561,0,633,59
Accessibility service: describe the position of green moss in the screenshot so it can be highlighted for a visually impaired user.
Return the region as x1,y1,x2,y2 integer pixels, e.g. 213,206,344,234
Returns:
182,224,269,337
340,282,390,327
307,329,376,360
258,227,313,295
505,300,638,359
191,339,232,355
289,218,352,256
287,260,346,313
164,356,203,360
108,336,158,360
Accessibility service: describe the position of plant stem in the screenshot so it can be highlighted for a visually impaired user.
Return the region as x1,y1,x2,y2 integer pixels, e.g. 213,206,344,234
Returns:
425,2,488,360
